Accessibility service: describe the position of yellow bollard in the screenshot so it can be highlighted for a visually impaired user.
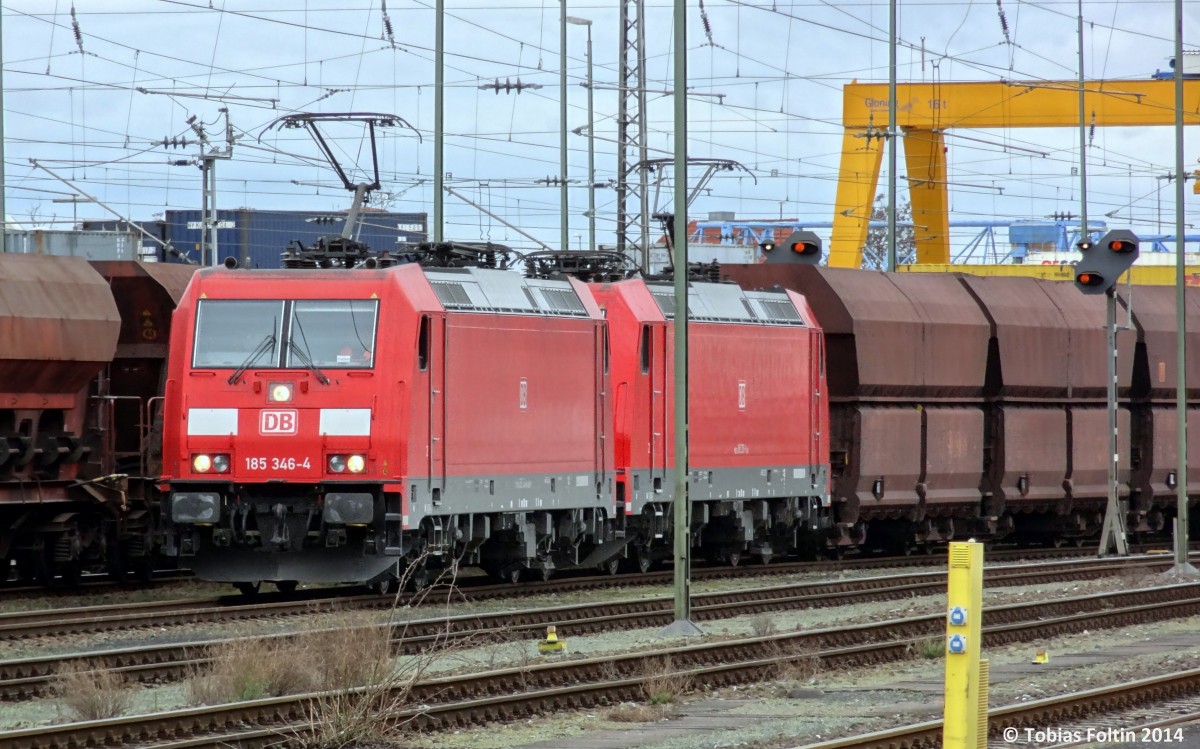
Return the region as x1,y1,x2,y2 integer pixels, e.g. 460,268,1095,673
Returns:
943,541,987,749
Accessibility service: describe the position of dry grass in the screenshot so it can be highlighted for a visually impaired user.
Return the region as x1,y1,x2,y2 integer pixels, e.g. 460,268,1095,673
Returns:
606,702,676,722
750,613,777,637
768,641,821,683
918,637,944,659
187,636,315,705
291,560,466,749
52,661,134,721
186,609,393,706
641,656,692,705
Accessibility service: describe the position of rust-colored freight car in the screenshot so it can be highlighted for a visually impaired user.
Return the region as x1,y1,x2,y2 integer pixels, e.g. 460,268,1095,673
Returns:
0,256,194,584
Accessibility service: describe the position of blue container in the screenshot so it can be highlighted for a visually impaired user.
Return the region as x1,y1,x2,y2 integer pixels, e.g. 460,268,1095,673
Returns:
164,209,428,268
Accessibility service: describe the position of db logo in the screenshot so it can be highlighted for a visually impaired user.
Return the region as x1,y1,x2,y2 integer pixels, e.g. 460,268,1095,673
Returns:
260,410,298,435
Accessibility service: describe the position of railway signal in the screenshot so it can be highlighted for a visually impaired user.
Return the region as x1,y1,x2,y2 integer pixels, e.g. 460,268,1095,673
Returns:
1073,229,1140,294
761,229,823,265
1074,229,1139,558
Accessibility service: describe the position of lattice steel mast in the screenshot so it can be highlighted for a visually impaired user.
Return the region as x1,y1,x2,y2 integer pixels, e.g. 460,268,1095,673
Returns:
616,0,651,270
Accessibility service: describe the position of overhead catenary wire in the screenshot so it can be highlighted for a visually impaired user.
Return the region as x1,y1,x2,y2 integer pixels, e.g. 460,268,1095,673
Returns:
5,0,1195,252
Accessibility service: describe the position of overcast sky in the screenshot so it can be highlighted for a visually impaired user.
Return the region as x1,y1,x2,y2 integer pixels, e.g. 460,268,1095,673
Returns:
3,0,1197,257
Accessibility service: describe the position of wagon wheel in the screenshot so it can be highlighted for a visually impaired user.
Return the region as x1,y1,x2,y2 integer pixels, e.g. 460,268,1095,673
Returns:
14,553,38,584
726,551,742,568
59,560,83,587
275,580,299,594
599,557,622,576
234,581,261,596
32,544,57,588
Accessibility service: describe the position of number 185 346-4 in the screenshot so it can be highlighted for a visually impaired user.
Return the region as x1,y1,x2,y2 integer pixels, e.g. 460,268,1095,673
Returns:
244,457,312,471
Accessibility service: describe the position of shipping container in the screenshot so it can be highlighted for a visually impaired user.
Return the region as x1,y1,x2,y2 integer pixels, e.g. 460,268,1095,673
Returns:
3,229,143,261
164,209,428,268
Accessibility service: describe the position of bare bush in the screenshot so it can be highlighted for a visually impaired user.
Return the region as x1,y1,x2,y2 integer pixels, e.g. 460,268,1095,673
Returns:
52,661,133,721
768,641,821,683
186,608,396,708
187,636,312,705
641,656,692,705
294,558,465,748
750,613,776,637
294,612,395,690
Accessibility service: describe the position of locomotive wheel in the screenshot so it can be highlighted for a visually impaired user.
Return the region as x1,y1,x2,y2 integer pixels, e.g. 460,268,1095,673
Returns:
275,580,299,594
727,551,741,567
506,567,523,584
234,581,261,596
758,552,773,565
410,568,431,590
635,549,653,573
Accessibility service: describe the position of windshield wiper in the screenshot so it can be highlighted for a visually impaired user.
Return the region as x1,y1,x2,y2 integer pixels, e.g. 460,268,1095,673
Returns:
227,334,277,384
288,339,331,385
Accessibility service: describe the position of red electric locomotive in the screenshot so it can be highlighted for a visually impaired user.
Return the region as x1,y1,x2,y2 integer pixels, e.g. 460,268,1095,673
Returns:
161,260,614,591
591,273,830,570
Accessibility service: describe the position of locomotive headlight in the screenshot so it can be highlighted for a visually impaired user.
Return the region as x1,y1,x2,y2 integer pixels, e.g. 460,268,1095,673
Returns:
192,454,213,473
211,454,231,473
328,455,347,473
268,382,293,403
347,455,366,474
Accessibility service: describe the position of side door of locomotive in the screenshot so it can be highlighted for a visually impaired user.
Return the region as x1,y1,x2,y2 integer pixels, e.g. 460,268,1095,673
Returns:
424,313,447,505
648,322,668,494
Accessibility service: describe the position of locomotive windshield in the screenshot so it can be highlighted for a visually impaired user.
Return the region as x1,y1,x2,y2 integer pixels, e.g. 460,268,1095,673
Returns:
193,300,283,368
192,299,378,369
286,300,378,369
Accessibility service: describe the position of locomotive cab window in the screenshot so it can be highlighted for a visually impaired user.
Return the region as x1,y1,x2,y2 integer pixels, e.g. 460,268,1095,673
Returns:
286,300,379,369
193,300,284,368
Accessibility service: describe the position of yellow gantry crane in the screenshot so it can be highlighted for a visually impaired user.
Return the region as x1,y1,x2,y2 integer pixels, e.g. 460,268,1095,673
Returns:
830,79,1200,269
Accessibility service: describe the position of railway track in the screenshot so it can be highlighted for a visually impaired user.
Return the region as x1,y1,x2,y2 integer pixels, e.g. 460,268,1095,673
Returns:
0,546,1167,641
793,666,1200,749
0,541,1155,608
0,554,1169,701
4,577,1200,749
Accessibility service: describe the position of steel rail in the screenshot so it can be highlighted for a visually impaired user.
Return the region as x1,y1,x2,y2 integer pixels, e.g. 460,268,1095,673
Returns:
4,581,1200,749
0,557,1172,702
790,667,1200,749
0,548,1177,642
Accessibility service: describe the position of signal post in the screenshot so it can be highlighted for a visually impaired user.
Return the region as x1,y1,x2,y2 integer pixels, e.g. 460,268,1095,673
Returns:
1073,229,1140,557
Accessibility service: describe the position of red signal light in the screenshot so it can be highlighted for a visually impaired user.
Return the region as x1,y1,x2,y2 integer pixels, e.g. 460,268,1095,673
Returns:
1076,271,1104,287
791,241,819,257
1108,239,1136,253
